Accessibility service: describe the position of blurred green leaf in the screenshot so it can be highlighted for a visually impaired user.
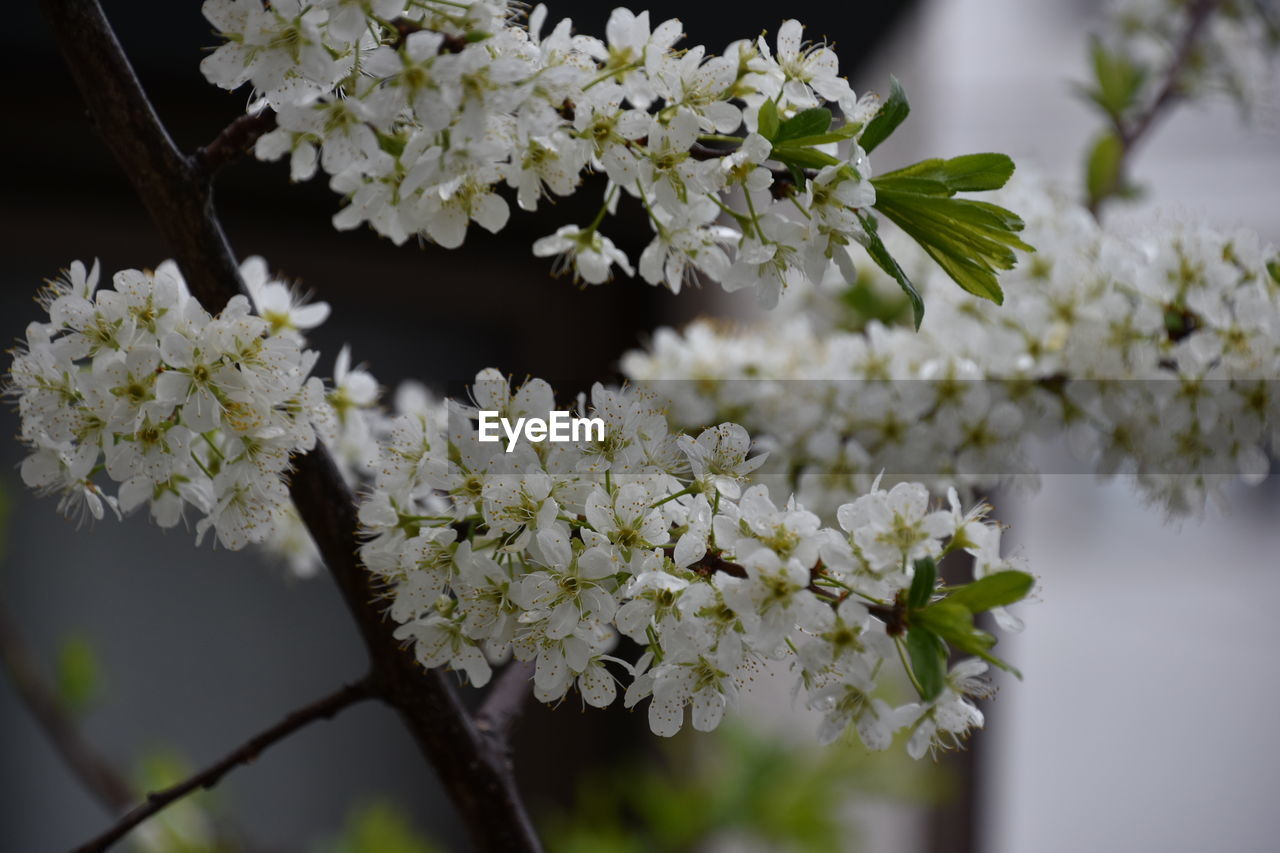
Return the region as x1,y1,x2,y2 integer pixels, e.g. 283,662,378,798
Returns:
133,748,223,853
57,634,100,713
837,271,911,329
914,602,1023,679
1079,36,1148,120
546,722,941,853
324,802,442,853
1085,130,1125,208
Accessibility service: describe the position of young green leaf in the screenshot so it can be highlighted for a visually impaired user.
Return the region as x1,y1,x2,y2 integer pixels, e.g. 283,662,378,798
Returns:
758,99,780,142
876,153,1016,194
914,601,1023,679
855,210,924,328
944,570,1034,613
905,627,946,701
870,185,1032,305
775,107,833,143
907,556,938,610
1079,36,1148,120
770,144,842,171
859,76,909,154
779,122,863,148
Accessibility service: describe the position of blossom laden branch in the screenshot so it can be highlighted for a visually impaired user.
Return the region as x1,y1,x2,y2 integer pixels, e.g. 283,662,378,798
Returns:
197,2,1027,320
72,678,375,853
357,376,1033,754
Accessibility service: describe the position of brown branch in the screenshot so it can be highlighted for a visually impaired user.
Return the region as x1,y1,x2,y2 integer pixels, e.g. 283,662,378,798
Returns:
194,109,278,178
0,596,134,813
1089,0,1220,216
72,679,375,853
474,661,535,747
40,1,542,850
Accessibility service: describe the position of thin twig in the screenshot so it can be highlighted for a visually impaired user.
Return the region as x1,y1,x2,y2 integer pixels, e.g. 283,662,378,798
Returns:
71,679,375,853
0,596,134,812
475,661,535,747
40,2,543,849
1089,0,1220,216
194,109,278,178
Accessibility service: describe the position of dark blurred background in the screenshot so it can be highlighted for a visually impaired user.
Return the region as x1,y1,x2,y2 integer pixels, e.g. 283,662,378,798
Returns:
0,2,924,851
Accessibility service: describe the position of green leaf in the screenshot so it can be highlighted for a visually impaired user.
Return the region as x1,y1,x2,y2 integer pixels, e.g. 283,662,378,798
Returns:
57,635,100,714
757,99,780,142
1085,131,1124,208
1268,258,1280,285
859,76,909,154
775,107,833,143
779,123,863,148
912,601,973,639
855,210,924,329
877,153,1016,194
1080,36,1147,120
770,144,842,171
915,601,1023,679
905,627,946,701
907,556,937,610
945,570,1034,613
871,185,1033,305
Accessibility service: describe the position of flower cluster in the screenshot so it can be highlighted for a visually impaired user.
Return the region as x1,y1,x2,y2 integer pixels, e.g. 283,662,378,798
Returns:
200,1,895,307
4,258,343,550
622,177,1280,516
357,370,1032,753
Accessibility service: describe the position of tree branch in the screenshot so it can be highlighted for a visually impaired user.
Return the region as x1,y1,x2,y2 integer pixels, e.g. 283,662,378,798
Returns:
0,596,134,813
194,109,278,178
1089,0,1220,216
40,1,542,849
72,679,375,853
474,661,535,747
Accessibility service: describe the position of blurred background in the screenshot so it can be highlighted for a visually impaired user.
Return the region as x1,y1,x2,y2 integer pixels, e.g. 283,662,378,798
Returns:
2,0,1278,851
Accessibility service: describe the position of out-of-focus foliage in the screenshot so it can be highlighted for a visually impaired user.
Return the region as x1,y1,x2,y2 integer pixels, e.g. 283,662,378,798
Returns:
129,749,221,853
544,723,940,853
320,801,443,853
56,633,100,714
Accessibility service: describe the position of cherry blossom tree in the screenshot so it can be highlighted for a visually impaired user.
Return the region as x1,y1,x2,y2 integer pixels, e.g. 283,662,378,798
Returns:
3,0,1276,850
